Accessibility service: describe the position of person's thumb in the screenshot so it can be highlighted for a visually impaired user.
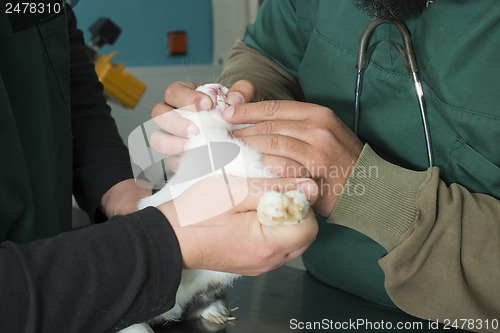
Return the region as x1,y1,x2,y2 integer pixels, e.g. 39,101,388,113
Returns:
226,79,263,105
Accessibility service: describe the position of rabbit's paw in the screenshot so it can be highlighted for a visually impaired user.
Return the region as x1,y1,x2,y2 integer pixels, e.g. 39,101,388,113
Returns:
199,299,237,325
257,190,309,226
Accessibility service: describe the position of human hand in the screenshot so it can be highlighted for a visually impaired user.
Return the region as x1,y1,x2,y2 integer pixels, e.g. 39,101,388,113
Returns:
152,79,263,118
222,100,364,216
156,176,319,276
100,179,153,218
149,80,263,171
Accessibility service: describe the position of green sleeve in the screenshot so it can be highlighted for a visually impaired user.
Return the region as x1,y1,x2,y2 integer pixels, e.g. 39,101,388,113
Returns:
330,144,500,323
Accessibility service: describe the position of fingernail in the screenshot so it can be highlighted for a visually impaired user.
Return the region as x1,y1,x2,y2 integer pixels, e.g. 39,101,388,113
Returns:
227,92,244,106
224,106,235,119
200,97,212,111
297,180,317,200
187,124,199,136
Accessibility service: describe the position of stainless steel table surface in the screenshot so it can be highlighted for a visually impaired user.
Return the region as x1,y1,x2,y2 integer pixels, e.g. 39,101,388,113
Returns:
154,266,468,332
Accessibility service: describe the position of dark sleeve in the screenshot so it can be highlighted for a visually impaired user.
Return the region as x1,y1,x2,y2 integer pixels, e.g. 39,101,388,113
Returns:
68,5,134,222
0,207,182,333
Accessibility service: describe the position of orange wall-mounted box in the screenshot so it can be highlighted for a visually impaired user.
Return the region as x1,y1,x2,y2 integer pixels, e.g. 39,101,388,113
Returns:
168,31,187,56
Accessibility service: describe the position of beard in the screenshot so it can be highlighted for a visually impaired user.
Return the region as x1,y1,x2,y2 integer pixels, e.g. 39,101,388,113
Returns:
354,0,430,20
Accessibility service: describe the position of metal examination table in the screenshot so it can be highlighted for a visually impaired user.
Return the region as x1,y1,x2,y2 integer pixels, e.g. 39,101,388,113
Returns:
155,266,468,332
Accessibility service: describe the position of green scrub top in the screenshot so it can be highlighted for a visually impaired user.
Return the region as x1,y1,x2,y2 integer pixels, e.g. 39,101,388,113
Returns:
244,0,500,307
0,3,73,243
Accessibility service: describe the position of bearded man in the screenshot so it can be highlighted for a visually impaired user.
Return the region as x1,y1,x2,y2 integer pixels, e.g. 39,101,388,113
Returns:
157,0,500,328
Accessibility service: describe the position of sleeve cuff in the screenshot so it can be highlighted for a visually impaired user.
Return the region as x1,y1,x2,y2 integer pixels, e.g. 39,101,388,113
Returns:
115,206,183,315
73,165,134,223
327,144,431,252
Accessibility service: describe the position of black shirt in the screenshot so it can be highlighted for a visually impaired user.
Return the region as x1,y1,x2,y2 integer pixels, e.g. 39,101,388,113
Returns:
0,4,182,332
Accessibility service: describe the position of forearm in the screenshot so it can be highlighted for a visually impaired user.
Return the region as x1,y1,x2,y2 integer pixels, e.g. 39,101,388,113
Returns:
330,144,500,327
68,6,134,221
0,207,182,333
217,40,305,101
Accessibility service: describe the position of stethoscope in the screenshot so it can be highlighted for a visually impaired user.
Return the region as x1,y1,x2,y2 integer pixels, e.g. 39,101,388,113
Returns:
354,18,433,168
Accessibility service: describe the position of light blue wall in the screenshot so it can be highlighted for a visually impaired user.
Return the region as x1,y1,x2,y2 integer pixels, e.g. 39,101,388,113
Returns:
73,0,213,66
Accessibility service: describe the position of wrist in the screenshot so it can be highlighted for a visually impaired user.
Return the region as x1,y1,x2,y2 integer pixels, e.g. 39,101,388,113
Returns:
100,179,153,218
316,140,363,216
157,201,202,269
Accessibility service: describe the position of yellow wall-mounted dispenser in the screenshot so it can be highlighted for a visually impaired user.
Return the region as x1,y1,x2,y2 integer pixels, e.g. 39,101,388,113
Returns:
93,52,146,109
86,18,146,109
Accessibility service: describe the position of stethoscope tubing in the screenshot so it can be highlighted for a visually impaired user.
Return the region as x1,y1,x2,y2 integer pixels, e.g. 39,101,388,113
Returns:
354,18,433,168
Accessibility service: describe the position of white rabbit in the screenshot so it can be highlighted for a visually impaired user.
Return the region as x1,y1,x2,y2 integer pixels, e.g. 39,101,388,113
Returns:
120,84,309,333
